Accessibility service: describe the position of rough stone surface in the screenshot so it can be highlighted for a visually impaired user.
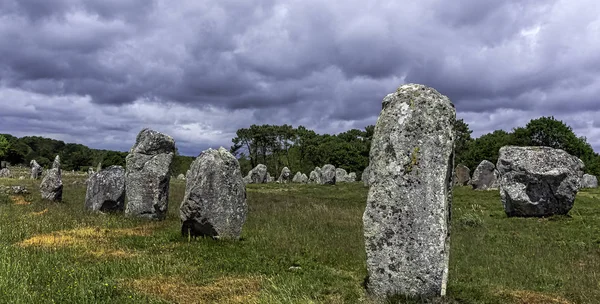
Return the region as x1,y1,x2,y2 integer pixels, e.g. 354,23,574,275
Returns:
581,174,598,188
40,156,63,201
308,167,322,184
471,160,499,190
336,168,349,182
0,168,10,178
177,173,185,180
88,167,95,176
363,84,455,299
30,160,42,179
347,172,357,182
292,172,303,183
497,146,584,217
125,129,176,220
454,164,470,186
0,185,28,195
321,164,336,185
266,173,274,183
301,173,308,183
362,165,372,187
247,164,268,184
180,147,247,239
85,166,125,213
277,167,292,183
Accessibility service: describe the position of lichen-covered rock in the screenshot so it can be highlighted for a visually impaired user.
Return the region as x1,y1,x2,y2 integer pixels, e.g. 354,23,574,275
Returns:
85,166,125,213
30,160,42,179
0,168,10,178
247,164,268,184
497,146,584,217
471,160,499,190
292,172,304,183
581,174,598,188
321,164,336,185
336,168,349,183
308,167,322,184
347,172,357,182
277,167,292,183
40,156,63,201
363,84,455,300
180,147,247,239
125,129,175,220
301,173,308,183
454,164,470,186
362,165,372,187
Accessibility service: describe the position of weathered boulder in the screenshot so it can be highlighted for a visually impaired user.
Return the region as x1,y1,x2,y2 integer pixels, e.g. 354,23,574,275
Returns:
471,160,499,190
363,84,455,299
30,160,42,179
497,146,584,217
125,129,175,220
248,164,268,184
277,167,292,183
88,167,95,176
0,168,10,178
266,173,274,183
362,165,372,187
301,173,308,183
321,164,336,185
581,174,598,188
454,164,470,186
180,147,247,239
336,168,349,183
347,172,357,182
308,167,322,184
40,155,63,201
177,173,185,180
292,172,303,183
84,166,125,213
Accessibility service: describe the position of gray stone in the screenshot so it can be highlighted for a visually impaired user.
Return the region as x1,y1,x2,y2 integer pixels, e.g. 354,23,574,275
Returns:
0,168,10,178
177,173,186,180
88,167,95,176
96,162,102,172
321,164,336,185
454,164,470,186
247,164,268,184
471,160,499,190
292,172,303,183
362,165,372,187
347,172,357,182
336,168,349,183
308,167,322,184
1,185,28,195
125,129,175,220
497,146,584,217
363,84,455,299
84,166,125,213
277,167,292,184
266,173,274,183
581,174,598,188
40,155,63,201
301,173,308,183
180,147,247,239
30,160,42,179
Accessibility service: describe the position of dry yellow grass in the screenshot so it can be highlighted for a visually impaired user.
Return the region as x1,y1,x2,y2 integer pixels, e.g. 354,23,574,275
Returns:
11,195,30,205
497,289,573,304
127,275,263,304
30,208,48,216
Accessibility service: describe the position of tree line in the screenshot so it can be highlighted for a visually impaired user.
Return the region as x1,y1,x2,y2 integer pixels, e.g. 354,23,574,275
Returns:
1,116,599,178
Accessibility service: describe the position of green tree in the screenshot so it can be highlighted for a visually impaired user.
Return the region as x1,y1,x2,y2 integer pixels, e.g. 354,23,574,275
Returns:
0,135,10,163
454,118,473,166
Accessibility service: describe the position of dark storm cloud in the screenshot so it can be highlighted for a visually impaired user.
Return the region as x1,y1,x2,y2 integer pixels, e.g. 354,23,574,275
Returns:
2,0,600,153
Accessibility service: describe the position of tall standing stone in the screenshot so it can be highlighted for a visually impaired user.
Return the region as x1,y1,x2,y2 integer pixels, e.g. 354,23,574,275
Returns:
362,165,372,187
40,155,63,201
248,164,268,184
321,164,336,185
497,146,584,217
581,174,598,188
454,164,471,186
471,160,499,190
85,166,125,213
363,84,455,300
277,167,292,183
125,129,175,220
30,160,42,179
180,148,247,239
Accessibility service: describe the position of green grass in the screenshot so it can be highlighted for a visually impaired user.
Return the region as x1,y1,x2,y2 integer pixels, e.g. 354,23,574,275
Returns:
0,175,599,303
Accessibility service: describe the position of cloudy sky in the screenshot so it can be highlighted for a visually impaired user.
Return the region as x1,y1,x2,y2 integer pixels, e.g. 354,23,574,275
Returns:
1,0,599,156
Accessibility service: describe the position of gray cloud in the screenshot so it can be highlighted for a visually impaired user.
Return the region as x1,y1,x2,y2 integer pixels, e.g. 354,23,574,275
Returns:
2,0,600,154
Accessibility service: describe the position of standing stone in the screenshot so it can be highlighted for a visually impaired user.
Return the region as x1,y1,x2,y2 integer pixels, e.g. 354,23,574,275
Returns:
96,162,102,172
277,167,292,184
497,146,584,217
125,129,175,220
336,168,349,183
347,172,357,182
292,172,303,183
266,173,274,183
248,164,268,184
88,167,95,176
321,164,336,185
30,160,43,179
362,165,372,187
300,173,308,183
84,166,125,213
180,148,247,239
471,160,499,190
40,155,63,201
0,168,10,178
581,174,598,188
308,169,321,184
363,84,455,299
177,173,186,180
454,164,471,186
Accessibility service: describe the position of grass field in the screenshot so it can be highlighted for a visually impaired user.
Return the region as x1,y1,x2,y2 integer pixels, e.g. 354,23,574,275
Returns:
0,171,599,303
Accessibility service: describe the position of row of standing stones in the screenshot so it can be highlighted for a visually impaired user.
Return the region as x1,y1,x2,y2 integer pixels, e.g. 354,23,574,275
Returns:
240,163,357,185
17,83,596,301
